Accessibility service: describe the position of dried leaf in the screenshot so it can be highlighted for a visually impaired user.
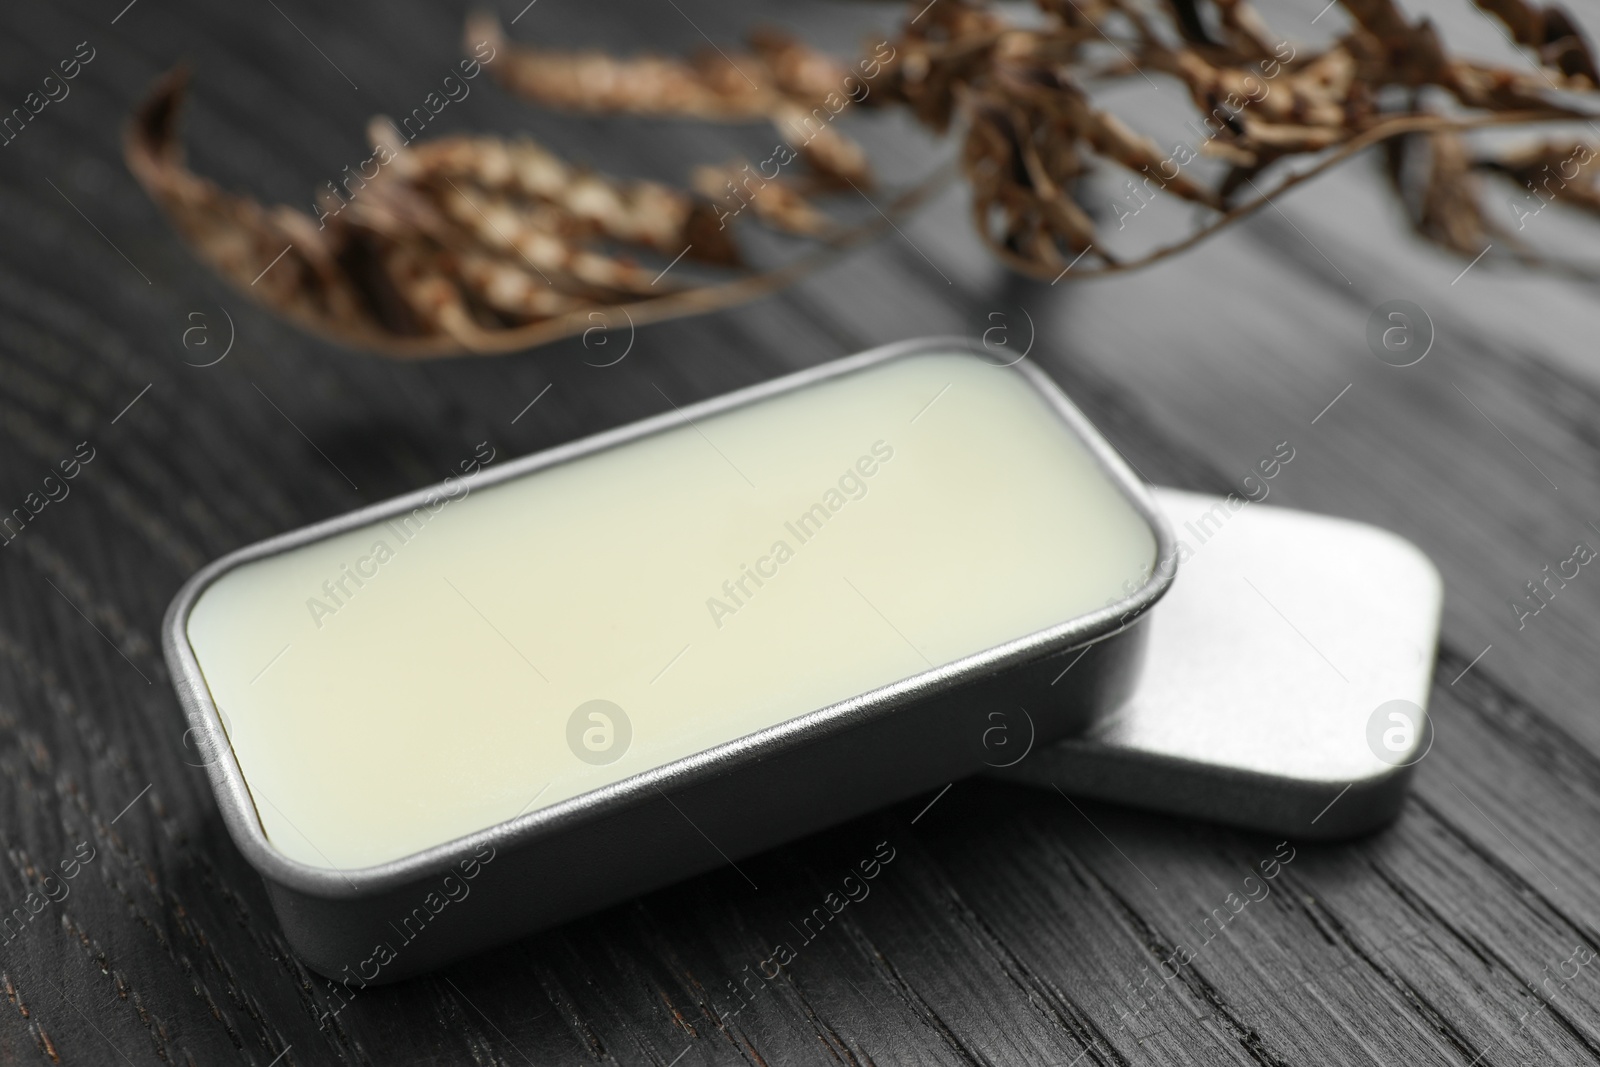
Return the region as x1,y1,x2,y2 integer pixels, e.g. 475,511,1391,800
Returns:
1473,0,1599,84
1388,130,1498,255
125,68,384,345
126,68,762,356
691,162,838,236
1479,137,1600,216
471,10,874,187
468,11,777,120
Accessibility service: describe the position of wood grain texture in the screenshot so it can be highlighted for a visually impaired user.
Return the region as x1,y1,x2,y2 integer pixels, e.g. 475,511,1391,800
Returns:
2,0,1599,1063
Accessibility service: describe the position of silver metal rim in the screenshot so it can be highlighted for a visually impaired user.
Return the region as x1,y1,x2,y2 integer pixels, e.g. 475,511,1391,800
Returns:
161,335,1176,900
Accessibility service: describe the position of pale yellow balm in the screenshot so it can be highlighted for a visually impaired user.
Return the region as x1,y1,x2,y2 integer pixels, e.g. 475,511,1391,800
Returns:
186,352,1156,870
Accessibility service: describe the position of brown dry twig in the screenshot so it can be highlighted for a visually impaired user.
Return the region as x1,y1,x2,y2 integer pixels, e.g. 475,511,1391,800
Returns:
125,66,926,357
126,0,1600,358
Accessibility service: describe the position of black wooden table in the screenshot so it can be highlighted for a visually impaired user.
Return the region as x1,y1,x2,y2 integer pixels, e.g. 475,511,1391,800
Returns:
5,0,1600,1063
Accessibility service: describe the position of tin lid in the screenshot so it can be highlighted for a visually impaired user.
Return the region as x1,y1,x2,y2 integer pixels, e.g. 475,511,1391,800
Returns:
992,488,1442,839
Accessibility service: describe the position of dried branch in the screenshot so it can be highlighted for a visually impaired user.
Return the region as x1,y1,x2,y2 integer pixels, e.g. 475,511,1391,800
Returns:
125,67,926,358
126,0,1600,359
988,110,1577,280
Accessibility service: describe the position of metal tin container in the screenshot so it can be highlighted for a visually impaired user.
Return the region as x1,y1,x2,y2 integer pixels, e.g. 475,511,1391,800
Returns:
994,488,1442,839
163,337,1172,983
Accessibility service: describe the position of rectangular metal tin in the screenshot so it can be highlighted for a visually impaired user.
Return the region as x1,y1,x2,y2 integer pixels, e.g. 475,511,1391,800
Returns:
162,336,1174,983
992,488,1442,839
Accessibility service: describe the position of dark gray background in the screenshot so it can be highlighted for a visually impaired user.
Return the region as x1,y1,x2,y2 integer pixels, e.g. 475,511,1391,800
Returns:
2,0,1598,1063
